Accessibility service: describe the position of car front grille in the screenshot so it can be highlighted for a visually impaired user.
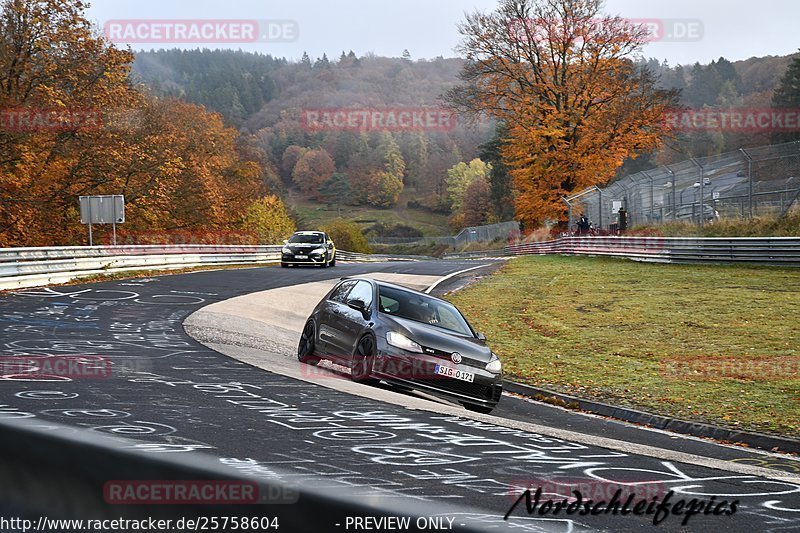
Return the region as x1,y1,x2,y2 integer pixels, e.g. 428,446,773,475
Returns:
422,346,485,369
434,379,502,402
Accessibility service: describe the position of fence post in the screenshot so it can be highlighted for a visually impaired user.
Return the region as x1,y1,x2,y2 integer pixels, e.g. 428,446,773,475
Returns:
642,170,655,224
690,158,705,228
597,187,603,230
666,167,676,221
740,148,753,219
562,197,573,231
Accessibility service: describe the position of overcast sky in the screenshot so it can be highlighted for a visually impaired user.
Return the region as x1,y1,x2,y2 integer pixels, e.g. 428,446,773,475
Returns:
86,0,799,66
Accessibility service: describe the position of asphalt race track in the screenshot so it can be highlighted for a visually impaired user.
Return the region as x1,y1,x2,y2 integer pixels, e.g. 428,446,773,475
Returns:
1,261,800,532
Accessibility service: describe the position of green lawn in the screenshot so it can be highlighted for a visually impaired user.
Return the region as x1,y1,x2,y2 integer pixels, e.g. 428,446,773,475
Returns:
445,256,800,437
289,193,451,237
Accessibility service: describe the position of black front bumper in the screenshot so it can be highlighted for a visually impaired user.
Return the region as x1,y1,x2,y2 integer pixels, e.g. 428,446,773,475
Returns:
373,346,503,408
282,253,329,265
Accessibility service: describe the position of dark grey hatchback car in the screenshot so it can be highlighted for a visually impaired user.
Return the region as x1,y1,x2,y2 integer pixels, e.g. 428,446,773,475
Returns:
297,277,503,414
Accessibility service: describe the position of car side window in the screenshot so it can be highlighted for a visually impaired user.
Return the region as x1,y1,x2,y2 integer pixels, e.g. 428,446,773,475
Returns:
329,280,357,304
433,304,462,331
379,295,400,314
346,281,373,309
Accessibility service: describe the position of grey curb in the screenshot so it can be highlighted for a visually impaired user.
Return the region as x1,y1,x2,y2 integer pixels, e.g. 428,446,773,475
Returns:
503,380,800,455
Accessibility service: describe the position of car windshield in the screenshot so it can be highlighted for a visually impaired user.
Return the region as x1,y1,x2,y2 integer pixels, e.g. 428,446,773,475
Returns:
378,285,474,337
289,233,324,244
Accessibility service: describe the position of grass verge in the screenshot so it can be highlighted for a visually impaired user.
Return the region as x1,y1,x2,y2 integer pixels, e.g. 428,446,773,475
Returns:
445,255,800,438
632,209,800,237
291,197,450,237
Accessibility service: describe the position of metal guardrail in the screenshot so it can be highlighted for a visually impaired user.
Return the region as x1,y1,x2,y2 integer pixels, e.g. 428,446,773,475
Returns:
504,236,800,266
369,221,520,248
0,246,436,291
441,250,509,260
0,244,281,263
0,417,494,532
0,245,284,290
336,251,435,262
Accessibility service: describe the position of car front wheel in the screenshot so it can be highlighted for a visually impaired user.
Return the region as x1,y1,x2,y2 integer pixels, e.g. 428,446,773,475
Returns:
351,335,377,384
297,321,319,365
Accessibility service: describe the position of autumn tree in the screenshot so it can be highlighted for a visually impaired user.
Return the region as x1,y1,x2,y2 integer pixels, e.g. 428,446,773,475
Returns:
281,145,308,182
241,195,296,244
322,219,372,254
366,171,403,208
378,131,406,180
292,148,335,196
446,158,492,211
0,0,264,246
445,0,678,226
461,177,494,227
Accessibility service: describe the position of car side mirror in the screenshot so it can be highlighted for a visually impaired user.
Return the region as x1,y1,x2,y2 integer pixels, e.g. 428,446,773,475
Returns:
476,332,487,341
347,298,369,315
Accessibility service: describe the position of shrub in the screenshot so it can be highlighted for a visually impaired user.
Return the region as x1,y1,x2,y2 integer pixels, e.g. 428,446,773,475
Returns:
322,219,372,253
241,195,296,244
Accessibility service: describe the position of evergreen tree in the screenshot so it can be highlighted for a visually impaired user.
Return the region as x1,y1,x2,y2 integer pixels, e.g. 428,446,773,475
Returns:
406,132,429,188
315,53,330,69
479,125,515,221
378,131,406,180
772,53,800,143
319,173,353,210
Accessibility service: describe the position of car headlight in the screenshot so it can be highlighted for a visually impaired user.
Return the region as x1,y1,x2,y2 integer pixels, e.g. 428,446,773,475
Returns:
282,247,292,254
386,332,423,353
312,247,326,255
486,353,502,374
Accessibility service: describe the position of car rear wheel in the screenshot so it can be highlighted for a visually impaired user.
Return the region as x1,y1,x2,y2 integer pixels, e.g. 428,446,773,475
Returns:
351,335,377,384
462,403,494,415
297,321,319,365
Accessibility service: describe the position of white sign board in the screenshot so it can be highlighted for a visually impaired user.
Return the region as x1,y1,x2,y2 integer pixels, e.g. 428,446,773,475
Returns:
611,200,623,214
80,195,125,225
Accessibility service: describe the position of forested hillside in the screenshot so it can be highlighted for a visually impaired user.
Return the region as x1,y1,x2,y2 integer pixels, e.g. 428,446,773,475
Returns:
134,51,495,230
133,48,800,230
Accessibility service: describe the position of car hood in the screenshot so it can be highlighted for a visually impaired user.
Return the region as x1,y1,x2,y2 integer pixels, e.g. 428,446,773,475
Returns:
383,315,493,362
285,244,323,251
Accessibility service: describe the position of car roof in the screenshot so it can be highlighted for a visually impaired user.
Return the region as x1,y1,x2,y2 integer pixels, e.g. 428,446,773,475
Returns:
294,231,325,235
338,277,446,303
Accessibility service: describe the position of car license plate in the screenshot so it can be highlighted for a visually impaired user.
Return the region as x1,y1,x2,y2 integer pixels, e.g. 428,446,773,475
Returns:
295,255,308,259
435,364,474,383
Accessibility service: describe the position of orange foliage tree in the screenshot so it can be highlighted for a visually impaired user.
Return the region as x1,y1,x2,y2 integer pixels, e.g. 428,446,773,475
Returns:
292,149,335,198
446,0,678,226
0,0,266,246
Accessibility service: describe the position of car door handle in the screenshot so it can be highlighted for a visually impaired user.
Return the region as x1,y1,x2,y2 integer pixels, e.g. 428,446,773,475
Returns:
333,309,340,315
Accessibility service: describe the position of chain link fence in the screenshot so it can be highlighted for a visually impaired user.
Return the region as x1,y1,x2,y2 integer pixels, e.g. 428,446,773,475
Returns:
567,141,800,230
369,221,520,248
